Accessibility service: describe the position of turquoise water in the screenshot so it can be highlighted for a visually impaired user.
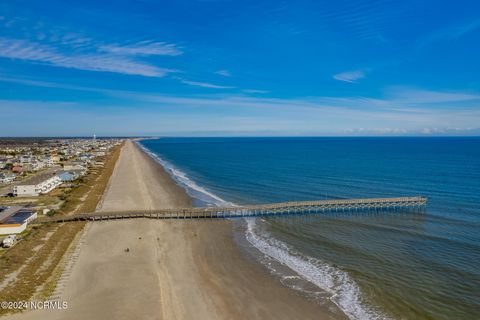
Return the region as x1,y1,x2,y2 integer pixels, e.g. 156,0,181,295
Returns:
140,137,480,320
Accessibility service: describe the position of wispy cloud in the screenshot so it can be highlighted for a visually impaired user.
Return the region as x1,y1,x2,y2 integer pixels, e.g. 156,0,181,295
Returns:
243,89,269,94
2,75,480,135
318,1,409,41
333,70,366,83
419,19,480,47
342,127,480,136
343,127,408,135
442,19,480,38
3,75,479,112
99,41,183,56
179,78,234,89
419,127,480,135
58,33,93,48
385,87,480,104
0,37,177,77
214,70,231,77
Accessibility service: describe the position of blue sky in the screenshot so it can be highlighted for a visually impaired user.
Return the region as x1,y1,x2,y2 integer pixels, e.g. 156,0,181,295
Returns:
1,0,479,136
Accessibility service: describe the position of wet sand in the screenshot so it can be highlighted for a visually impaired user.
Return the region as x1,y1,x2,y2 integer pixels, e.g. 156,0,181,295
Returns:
10,140,340,320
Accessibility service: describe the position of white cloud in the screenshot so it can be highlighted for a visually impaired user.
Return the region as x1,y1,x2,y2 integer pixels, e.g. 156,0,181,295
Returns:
214,70,231,77
243,89,269,94
333,70,366,83
99,41,183,56
2,75,480,135
0,37,175,77
59,33,93,48
386,87,480,104
343,127,408,135
179,79,234,89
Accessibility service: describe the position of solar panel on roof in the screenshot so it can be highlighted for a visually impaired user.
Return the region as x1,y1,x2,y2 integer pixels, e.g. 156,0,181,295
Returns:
1,210,35,225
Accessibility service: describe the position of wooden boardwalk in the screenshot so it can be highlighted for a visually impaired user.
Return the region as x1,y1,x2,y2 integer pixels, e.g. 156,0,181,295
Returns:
37,196,427,224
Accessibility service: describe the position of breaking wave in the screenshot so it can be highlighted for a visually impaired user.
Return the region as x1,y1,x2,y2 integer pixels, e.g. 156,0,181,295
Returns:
138,140,389,320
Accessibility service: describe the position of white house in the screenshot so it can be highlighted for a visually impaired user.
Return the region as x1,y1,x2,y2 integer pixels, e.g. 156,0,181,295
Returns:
63,164,87,171
13,173,62,197
19,155,33,163
0,206,37,235
0,173,16,184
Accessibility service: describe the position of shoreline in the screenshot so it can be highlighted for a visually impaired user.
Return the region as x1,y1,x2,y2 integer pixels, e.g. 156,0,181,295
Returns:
135,140,347,319
10,140,342,320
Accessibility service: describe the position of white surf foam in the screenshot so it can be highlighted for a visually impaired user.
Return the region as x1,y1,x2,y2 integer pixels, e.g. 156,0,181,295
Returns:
136,142,233,207
245,219,391,320
137,141,389,320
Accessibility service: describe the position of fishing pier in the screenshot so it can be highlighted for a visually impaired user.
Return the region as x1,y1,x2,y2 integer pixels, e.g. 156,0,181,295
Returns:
37,196,427,224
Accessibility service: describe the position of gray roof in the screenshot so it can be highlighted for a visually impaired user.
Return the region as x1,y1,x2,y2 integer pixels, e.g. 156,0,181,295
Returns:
17,171,59,186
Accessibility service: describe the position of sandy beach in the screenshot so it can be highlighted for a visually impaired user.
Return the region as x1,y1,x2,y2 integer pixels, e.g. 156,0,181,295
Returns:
10,140,340,320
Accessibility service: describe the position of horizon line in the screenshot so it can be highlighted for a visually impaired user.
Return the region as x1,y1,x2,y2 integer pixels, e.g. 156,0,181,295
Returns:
1,135,480,139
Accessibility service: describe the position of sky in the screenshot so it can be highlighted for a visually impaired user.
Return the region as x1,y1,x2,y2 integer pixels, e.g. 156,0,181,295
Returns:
0,0,480,136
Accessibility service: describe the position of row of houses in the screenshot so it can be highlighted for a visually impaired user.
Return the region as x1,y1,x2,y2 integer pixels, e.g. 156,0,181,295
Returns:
12,168,87,197
13,173,63,197
0,165,88,186
0,139,122,238
0,138,121,187
1,138,120,168
0,154,58,172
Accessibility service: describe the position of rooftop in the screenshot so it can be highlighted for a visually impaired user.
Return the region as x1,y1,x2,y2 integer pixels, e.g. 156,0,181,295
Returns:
1,210,36,225
17,170,59,186
0,206,26,224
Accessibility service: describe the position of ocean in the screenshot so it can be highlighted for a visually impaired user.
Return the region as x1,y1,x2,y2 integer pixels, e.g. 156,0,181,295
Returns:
139,137,480,320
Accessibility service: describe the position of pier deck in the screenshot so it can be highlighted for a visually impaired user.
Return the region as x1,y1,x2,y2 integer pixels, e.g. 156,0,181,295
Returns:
37,196,427,224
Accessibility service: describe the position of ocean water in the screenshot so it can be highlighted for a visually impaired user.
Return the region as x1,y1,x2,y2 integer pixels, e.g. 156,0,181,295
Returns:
139,137,480,320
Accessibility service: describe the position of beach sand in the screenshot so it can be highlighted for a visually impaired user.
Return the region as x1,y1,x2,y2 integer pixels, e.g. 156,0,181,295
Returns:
10,140,341,320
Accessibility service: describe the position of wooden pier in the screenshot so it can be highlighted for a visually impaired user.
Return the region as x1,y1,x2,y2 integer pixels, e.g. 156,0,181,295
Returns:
36,196,427,224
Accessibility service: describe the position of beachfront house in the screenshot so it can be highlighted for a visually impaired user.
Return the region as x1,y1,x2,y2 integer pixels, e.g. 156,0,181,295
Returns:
13,173,62,197
0,206,37,235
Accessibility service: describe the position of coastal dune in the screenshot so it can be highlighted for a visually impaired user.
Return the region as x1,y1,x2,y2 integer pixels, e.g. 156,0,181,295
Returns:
11,140,340,320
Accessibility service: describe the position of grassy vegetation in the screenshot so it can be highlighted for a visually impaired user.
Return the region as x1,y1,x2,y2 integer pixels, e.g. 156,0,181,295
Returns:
0,223,85,315
0,225,54,283
0,143,123,315
58,146,121,214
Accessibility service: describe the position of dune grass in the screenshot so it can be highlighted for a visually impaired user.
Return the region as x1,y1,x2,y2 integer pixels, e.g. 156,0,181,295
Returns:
58,145,122,214
0,143,123,315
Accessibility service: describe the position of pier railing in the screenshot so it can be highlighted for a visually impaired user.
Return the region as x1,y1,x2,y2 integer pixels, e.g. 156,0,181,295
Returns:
36,196,427,224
